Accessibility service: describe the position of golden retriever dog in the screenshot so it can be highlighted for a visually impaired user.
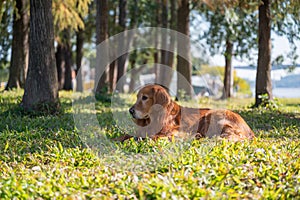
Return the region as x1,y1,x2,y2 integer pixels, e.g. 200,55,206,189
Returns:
114,84,255,142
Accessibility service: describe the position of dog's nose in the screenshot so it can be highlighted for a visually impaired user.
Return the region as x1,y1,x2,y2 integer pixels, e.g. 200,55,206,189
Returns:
129,107,135,115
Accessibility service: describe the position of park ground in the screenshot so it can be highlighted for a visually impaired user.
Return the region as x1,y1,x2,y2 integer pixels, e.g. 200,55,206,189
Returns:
0,90,299,199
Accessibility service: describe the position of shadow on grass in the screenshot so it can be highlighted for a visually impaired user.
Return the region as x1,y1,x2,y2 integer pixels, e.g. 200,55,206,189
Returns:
238,109,300,139
1,94,299,163
285,103,300,107
0,97,126,162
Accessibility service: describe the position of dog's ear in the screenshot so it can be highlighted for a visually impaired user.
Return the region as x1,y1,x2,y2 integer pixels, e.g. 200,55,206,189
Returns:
153,87,171,106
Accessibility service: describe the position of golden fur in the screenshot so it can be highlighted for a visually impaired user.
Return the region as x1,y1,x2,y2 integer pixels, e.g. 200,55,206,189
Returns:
114,84,255,142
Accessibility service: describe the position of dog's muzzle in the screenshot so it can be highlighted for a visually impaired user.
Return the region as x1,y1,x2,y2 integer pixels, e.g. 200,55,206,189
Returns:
129,107,135,118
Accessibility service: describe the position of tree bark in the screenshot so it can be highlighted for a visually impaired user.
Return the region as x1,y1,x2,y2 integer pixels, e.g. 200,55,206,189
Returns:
0,7,12,70
154,0,161,83
255,0,272,107
21,0,59,112
222,40,233,99
129,50,137,93
177,0,192,98
62,30,73,91
161,0,177,88
109,59,117,92
95,0,109,94
76,28,84,92
0,1,4,22
165,0,176,87
63,48,73,90
55,44,65,90
116,0,127,93
129,51,148,93
5,0,29,90
159,0,169,86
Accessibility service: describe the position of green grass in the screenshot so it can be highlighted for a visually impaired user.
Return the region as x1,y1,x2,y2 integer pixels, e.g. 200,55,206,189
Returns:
0,89,299,199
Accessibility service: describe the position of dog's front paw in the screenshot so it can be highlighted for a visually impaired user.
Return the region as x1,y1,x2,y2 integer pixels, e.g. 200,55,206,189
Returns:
112,134,133,142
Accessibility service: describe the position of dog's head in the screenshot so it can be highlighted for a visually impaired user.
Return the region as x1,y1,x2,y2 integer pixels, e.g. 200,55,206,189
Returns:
129,84,171,119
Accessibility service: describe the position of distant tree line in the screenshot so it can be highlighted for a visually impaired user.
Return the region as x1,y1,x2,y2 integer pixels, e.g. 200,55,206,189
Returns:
0,0,299,113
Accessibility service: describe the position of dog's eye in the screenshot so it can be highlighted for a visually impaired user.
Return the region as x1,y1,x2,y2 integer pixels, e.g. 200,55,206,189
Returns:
142,95,148,100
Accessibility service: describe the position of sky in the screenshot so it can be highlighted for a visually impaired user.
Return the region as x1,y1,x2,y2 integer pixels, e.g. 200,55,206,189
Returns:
209,33,300,67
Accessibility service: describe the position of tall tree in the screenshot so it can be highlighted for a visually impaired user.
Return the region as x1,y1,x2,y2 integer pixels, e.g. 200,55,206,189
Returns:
222,39,234,99
55,43,65,90
254,0,300,106
55,30,73,91
0,1,4,22
158,0,168,85
5,0,29,90
95,0,109,94
0,1,13,70
255,0,272,106
75,1,94,92
154,0,161,84
62,29,73,91
165,0,177,87
177,0,192,98
53,0,91,91
75,27,84,92
157,0,176,88
21,0,59,112
107,2,118,92
116,0,128,92
198,1,258,99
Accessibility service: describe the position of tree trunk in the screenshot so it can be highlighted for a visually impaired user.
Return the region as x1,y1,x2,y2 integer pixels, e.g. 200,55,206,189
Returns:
95,0,109,94
129,51,148,93
116,0,127,93
63,48,73,90
129,50,137,93
0,6,12,71
0,1,4,22
21,0,59,113
160,0,177,88
76,28,84,92
222,40,233,99
5,0,29,90
55,44,65,90
109,59,117,92
154,0,161,83
177,0,192,98
62,30,73,91
255,0,272,107
165,0,176,87
159,0,169,86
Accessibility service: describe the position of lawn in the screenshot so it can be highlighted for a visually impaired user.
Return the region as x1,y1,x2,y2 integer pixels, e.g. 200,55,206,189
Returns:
0,90,299,199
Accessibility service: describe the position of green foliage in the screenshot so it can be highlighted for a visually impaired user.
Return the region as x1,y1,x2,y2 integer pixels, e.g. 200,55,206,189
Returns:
271,0,300,65
234,75,251,95
197,1,259,61
0,69,8,83
272,0,300,42
253,94,281,110
197,0,300,64
197,65,224,76
0,91,299,198
127,0,158,27
52,0,91,31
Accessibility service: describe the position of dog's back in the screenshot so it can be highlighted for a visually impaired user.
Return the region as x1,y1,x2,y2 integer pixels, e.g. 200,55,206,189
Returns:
173,105,254,141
